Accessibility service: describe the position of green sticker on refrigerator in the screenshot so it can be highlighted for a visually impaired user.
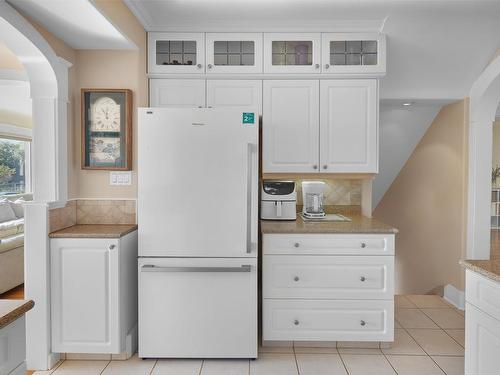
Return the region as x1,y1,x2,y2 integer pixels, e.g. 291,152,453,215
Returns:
242,112,255,125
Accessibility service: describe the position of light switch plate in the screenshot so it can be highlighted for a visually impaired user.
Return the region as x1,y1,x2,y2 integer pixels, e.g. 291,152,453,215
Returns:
109,171,132,186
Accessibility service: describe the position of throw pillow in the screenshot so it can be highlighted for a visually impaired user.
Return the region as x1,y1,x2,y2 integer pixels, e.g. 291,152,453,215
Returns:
0,199,17,222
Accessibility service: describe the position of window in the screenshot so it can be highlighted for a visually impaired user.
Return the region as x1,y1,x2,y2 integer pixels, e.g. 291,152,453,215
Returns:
0,138,31,195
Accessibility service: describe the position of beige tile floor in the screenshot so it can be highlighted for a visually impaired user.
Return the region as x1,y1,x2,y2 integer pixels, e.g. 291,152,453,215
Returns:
33,295,465,375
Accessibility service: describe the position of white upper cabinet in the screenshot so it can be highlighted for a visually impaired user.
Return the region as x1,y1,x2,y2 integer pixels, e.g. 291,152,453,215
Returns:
207,80,262,114
263,80,319,173
320,79,378,173
150,79,206,108
148,32,205,74
322,33,386,75
264,33,321,74
206,33,263,74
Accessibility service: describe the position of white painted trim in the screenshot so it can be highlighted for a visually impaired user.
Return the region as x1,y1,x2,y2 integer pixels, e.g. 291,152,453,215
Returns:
147,72,386,80
443,284,465,310
0,123,32,138
467,55,500,260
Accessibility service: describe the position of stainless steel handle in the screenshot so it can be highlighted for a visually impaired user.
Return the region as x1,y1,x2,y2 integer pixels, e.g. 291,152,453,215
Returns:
322,165,328,170
360,276,366,282
246,143,254,254
294,242,300,248
294,320,300,326
361,242,367,248
108,244,116,250
197,63,202,69
325,64,330,69
315,63,320,69
360,320,366,326
208,64,213,69
313,165,318,170
141,265,251,273
294,276,300,282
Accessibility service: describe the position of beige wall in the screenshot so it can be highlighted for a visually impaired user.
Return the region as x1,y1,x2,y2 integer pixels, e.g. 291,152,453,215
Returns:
374,99,469,294
72,0,147,199
0,41,24,70
16,1,146,199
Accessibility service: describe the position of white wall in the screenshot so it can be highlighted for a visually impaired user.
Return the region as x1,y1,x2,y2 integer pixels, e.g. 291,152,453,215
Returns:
373,102,442,208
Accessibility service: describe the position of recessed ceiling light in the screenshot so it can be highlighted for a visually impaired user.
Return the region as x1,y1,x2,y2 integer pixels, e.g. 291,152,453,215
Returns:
403,102,414,106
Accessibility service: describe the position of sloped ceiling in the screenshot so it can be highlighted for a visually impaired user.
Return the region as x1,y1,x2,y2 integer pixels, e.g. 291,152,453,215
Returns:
6,0,136,49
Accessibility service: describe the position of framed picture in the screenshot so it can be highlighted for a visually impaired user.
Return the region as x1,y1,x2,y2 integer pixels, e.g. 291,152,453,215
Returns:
81,89,132,170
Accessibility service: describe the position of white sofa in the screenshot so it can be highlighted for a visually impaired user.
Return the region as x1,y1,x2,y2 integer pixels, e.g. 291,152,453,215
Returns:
0,193,32,295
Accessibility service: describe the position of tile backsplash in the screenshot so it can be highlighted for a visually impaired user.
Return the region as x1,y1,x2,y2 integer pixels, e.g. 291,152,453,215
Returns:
76,200,136,225
286,179,362,206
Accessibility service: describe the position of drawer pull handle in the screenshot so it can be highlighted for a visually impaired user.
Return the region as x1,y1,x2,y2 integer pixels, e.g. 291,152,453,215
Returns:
360,276,366,282
294,276,300,282
294,242,300,248
360,242,367,248
360,320,366,326
294,320,299,326
108,244,116,250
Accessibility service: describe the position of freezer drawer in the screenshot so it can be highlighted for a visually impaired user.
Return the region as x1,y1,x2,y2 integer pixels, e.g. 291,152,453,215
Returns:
138,257,258,358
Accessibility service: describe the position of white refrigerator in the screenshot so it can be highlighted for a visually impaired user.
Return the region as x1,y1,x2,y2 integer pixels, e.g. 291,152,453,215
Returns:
137,108,258,359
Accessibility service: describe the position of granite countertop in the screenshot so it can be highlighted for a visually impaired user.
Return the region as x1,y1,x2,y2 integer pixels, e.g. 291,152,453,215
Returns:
460,259,500,283
261,215,398,234
0,300,34,329
49,224,138,238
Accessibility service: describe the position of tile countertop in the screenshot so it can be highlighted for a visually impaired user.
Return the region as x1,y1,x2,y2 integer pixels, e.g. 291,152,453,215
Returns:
0,300,34,330
261,215,398,234
460,259,500,283
49,224,138,239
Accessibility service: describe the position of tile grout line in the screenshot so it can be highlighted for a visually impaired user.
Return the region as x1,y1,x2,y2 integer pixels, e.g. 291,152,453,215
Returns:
337,351,351,375
98,360,111,375
417,306,466,349
148,359,159,375
292,342,301,375
198,360,204,375
48,358,65,374
380,351,399,375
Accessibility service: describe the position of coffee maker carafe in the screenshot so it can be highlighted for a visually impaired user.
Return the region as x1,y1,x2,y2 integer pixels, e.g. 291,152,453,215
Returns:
301,181,326,218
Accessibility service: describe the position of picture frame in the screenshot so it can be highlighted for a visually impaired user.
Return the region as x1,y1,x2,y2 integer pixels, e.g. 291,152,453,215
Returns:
81,88,132,170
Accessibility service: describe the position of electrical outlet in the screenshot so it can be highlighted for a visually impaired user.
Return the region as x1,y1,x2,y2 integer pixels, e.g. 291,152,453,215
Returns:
109,171,132,186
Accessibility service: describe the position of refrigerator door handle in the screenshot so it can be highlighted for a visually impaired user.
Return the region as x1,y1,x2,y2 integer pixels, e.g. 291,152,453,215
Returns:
246,143,254,254
141,265,252,273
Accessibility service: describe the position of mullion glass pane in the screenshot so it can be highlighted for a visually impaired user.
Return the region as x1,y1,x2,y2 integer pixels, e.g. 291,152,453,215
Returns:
213,40,255,66
272,41,312,66
156,40,197,65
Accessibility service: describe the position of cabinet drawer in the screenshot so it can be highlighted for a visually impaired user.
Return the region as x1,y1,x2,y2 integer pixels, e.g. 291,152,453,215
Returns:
466,269,500,322
263,299,393,342
263,255,393,300
263,234,394,255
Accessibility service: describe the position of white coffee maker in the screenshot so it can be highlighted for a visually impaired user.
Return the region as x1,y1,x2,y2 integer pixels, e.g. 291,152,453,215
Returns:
301,181,326,219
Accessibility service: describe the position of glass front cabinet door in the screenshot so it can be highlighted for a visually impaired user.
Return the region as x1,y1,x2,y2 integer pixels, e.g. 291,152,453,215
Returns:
321,33,386,75
148,32,205,74
263,33,321,74
206,33,263,74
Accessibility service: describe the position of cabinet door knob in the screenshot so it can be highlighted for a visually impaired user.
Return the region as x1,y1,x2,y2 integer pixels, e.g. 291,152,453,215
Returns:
294,319,300,326
360,320,366,326
294,276,300,282
208,64,213,69
361,242,367,248
313,165,318,170
360,276,366,282
294,242,300,248
325,64,330,69
315,63,320,69
322,165,328,170
108,244,116,250
197,64,202,69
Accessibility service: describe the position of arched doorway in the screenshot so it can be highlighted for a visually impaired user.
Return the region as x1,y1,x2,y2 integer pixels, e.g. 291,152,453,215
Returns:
0,2,69,370
468,54,500,260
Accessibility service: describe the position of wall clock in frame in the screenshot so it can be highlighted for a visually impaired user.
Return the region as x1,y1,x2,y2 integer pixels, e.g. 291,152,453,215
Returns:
81,88,132,170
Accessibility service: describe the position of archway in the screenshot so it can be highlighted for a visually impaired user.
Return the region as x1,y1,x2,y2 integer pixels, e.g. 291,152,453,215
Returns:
0,2,69,370
468,54,500,260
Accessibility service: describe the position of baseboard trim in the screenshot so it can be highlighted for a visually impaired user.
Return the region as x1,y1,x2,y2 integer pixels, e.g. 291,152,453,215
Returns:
47,352,61,370
443,284,465,310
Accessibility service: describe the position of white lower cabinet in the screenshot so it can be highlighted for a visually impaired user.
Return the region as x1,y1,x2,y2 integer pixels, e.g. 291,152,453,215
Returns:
263,233,395,343
50,231,138,354
0,316,26,375
465,269,500,375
